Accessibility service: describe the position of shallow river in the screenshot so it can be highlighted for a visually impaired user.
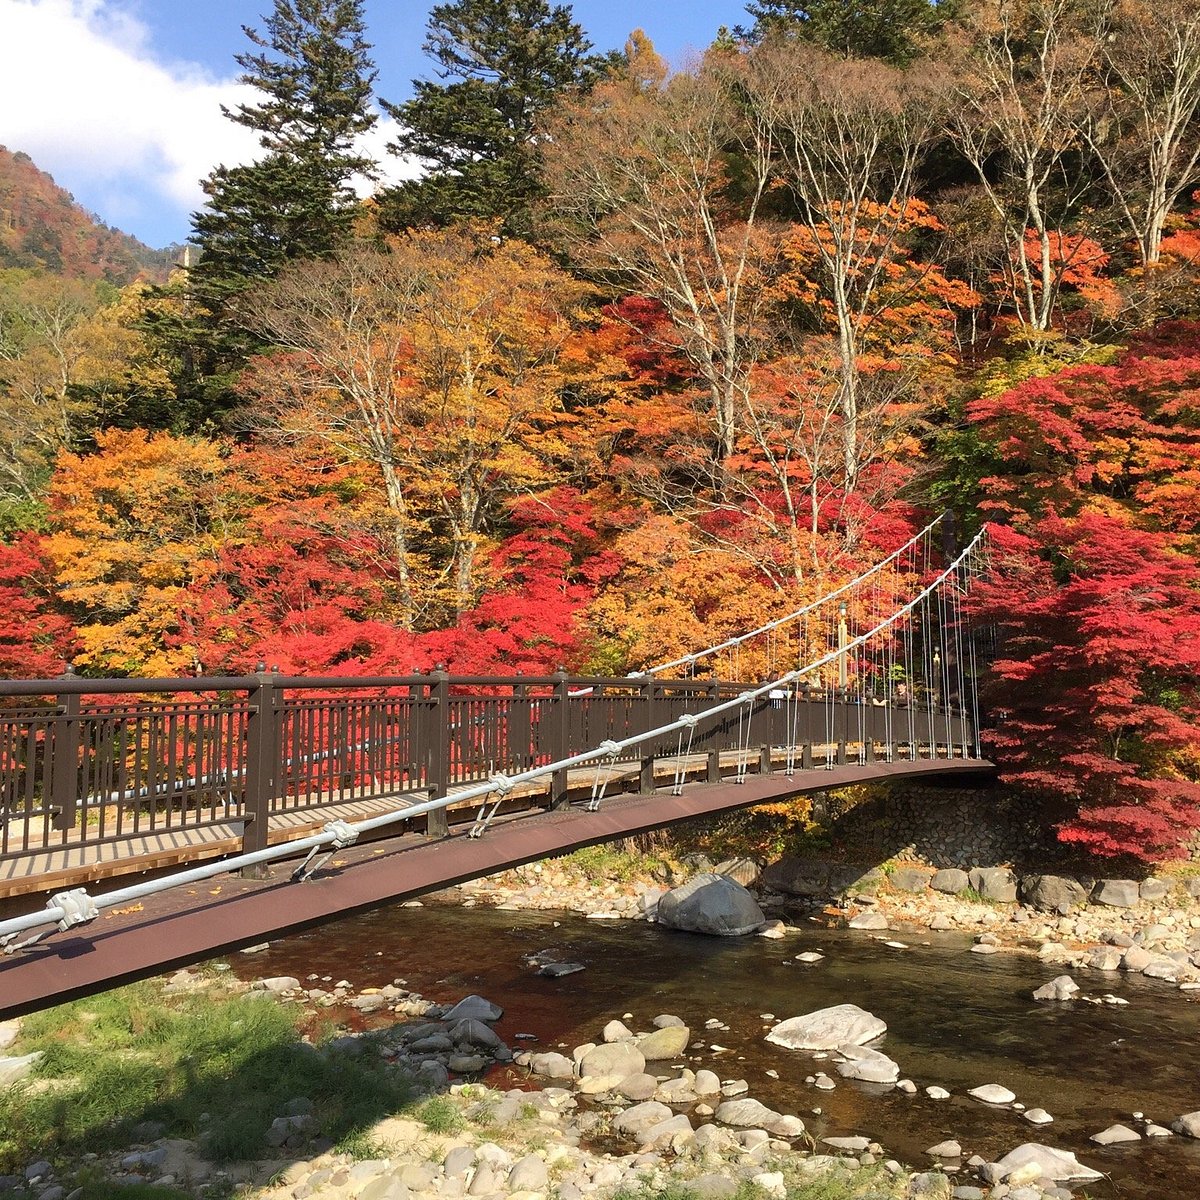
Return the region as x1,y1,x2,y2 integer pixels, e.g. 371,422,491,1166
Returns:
229,901,1200,1198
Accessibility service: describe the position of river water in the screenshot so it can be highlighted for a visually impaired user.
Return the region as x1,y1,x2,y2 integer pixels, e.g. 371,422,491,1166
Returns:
229,900,1200,1198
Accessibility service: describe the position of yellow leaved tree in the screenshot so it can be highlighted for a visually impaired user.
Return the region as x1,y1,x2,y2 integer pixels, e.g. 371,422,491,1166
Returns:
44,429,232,675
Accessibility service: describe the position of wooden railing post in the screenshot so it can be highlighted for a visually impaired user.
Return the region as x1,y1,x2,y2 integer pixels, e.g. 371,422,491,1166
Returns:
760,696,773,777
50,669,81,831
243,669,282,861
639,676,656,794
550,670,570,809
706,680,722,783
427,667,450,837
798,683,815,770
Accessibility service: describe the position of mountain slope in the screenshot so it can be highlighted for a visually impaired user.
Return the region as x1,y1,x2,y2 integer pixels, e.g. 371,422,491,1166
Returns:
0,145,177,283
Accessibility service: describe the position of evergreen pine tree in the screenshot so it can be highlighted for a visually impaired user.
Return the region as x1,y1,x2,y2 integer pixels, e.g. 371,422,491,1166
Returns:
196,0,376,293
378,0,616,234
169,0,377,422
740,0,961,64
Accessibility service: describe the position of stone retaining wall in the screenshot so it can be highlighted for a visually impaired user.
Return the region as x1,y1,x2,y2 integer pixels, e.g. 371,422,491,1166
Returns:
825,779,1048,870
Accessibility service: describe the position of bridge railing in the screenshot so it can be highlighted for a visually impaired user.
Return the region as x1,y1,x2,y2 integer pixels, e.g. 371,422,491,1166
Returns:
0,668,970,867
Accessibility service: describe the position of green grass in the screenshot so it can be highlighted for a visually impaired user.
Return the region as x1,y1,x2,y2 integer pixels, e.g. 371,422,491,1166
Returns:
561,844,669,885
417,1095,463,1136
75,1184,197,1200
335,1128,395,1161
612,1167,901,1200
0,980,416,1171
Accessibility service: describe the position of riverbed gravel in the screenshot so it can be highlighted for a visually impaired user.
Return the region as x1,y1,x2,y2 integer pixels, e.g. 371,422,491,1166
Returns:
7,851,1200,1200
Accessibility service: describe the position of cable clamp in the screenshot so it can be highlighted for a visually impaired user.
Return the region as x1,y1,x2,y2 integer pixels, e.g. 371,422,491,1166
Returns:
323,819,358,850
51,888,98,932
489,772,514,796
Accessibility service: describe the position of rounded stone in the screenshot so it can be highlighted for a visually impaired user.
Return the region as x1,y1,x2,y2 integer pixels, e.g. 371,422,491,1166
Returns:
766,1005,886,1051
578,1041,645,1080
636,1024,690,1061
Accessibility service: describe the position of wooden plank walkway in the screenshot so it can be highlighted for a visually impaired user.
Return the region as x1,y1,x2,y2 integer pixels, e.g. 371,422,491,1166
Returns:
0,743,942,900
0,792,421,898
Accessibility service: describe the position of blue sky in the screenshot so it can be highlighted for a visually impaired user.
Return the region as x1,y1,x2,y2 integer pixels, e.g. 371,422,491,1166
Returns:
0,0,745,249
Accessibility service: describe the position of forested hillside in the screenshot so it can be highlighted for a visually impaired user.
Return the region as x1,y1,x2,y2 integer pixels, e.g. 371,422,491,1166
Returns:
2,0,1199,861
0,145,177,283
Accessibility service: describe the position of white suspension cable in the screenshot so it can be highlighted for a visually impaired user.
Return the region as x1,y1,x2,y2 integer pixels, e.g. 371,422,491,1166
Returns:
645,512,951,676
0,529,987,950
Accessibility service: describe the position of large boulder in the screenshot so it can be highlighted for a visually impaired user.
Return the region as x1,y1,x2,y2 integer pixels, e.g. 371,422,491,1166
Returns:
637,1025,690,1061
616,1073,658,1102
508,1155,548,1191
1091,1124,1140,1145
612,1101,673,1137
0,1052,41,1088
992,1144,1103,1183
1122,945,1153,971
715,1098,781,1128
930,868,969,894
655,1072,698,1104
968,867,1018,903
766,1004,886,1051
848,911,889,930
760,858,868,898
889,867,932,893
713,858,761,886
443,994,503,1022
450,1018,502,1049
1092,879,1140,908
637,1114,693,1149
1020,874,1087,914
1086,946,1123,971
1171,1111,1200,1138
760,858,832,897
1141,877,1170,902
1032,975,1079,1002
655,873,765,937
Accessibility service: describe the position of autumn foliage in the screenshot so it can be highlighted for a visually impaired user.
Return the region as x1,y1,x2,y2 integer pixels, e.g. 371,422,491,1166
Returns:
3,3,1200,864
969,327,1200,861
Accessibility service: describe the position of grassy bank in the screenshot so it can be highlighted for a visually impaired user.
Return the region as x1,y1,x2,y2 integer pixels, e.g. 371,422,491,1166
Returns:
0,975,415,1172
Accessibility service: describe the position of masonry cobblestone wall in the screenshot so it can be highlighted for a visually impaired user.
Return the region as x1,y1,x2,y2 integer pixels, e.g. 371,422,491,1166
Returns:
825,781,1048,869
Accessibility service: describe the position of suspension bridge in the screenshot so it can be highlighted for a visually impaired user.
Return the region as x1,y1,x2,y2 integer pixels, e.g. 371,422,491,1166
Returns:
0,515,993,1017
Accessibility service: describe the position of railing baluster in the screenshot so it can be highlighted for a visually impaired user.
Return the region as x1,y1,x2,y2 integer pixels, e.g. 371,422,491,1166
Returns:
639,676,656,794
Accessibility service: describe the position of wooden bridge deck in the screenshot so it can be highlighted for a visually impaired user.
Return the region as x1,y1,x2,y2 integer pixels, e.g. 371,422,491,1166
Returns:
0,745,848,899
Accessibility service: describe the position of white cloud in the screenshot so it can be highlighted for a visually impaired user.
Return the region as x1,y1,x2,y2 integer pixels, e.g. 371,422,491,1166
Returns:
0,0,408,243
